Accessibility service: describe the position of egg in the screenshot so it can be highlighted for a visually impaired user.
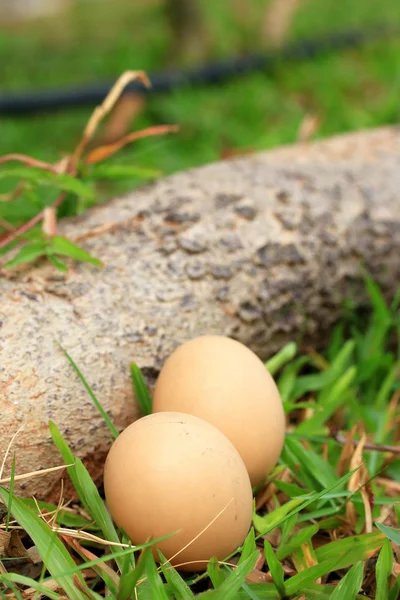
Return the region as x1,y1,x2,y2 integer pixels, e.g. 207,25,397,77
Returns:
153,335,285,486
104,411,253,571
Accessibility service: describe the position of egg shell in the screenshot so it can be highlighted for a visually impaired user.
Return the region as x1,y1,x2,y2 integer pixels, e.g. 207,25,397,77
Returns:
103,411,253,571
152,335,285,486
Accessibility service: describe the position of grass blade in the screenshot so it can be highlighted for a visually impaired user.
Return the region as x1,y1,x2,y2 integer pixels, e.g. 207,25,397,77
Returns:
60,347,119,438
207,556,226,589
198,553,258,599
263,540,286,598
143,550,170,600
254,465,361,538
375,522,400,545
117,547,149,600
0,573,62,600
158,552,195,598
48,421,122,565
375,538,393,600
130,362,152,416
330,561,364,599
0,488,91,600
276,524,319,561
315,531,385,570
265,342,297,376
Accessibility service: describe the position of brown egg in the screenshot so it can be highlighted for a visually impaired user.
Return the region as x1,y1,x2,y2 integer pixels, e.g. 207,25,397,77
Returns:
104,412,252,571
153,335,285,486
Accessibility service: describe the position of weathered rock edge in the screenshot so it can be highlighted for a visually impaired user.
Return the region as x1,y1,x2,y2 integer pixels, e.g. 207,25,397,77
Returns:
1,126,399,500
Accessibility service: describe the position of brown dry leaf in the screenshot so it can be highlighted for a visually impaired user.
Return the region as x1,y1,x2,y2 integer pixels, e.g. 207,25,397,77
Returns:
254,549,266,571
297,114,321,143
255,467,291,510
220,146,254,160
261,0,305,47
0,529,10,554
84,124,179,165
27,545,42,565
0,153,59,173
7,530,27,558
376,477,400,495
42,207,57,237
101,93,145,145
73,70,151,163
346,432,367,529
246,568,273,584
62,536,120,586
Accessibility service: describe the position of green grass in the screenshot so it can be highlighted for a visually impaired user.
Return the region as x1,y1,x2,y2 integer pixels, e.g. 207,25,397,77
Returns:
0,3,399,596
1,0,400,269
0,277,399,598
1,0,400,179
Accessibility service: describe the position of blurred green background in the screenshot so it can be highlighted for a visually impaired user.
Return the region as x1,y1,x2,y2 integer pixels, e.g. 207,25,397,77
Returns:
1,0,400,182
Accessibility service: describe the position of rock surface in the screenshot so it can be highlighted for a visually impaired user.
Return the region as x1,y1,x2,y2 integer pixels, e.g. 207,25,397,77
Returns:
1,126,399,501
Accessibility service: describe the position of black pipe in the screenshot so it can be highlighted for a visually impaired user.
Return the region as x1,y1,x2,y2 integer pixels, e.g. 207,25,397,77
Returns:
0,25,396,116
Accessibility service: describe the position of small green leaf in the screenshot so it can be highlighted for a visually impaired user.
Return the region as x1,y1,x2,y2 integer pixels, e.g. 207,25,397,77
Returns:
292,340,355,400
315,531,385,570
143,550,170,600
376,522,400,545
264,541,286,598
238,528,257,565
4,241,47,269
330,561,364,600
253,498,304,536
47,253,68,272
254,466,362,539
0,167,93,198
296,366,357,435
389,575,400,600
207,556,226,589
265,342,297,376
50,236,103,266
198,553,258,599
276,524,319,561
158,552,195,599
117,547,149,600
284,560,335,596
90,164,162,181
130,362,152,416
375,539,393,600
0,573,62,600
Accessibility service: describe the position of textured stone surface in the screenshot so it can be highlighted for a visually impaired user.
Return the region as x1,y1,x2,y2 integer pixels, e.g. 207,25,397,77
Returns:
1,126,399,500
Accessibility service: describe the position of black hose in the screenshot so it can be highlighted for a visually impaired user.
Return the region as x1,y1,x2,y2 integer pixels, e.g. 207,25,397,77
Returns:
0,25,396,116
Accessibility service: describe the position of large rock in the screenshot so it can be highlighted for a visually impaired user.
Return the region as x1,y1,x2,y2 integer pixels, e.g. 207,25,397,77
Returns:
1,126,399,501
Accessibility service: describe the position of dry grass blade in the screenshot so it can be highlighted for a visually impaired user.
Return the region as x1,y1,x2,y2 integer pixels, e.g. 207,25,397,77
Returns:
0,530,10,554
0,464,73,486
51,528,131,548
72,70,151,163
0,426,24,480
84,124,179,165
346,433,367,529
164,498,234,566
0,154,59,173
61,536,120,586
